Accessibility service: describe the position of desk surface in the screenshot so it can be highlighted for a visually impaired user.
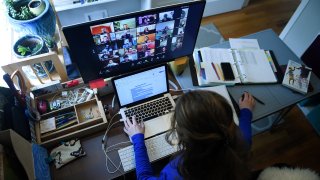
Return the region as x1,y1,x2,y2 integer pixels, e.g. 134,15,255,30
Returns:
51,72,180,180
50,94,131,180
176,29,320,121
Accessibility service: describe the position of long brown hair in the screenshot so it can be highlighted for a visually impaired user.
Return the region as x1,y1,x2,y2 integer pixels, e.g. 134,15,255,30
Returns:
166,90,250,180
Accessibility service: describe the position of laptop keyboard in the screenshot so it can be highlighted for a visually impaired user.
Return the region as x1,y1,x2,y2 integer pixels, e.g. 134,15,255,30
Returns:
124,96,174,122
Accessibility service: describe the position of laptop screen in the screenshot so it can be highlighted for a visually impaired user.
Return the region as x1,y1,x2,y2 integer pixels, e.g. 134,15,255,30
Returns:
113,65,168,107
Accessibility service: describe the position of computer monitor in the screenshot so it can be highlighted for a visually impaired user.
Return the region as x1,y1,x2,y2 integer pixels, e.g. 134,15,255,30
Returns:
62,0,206,83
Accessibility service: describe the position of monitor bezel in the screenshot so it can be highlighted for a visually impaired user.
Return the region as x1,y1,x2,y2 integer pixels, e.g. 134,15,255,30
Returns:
62,0,205,83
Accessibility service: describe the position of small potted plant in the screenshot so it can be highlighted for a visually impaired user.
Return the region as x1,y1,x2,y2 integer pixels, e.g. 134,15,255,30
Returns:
5,0,35,20
43,35,57,52
13,35,55,78
4,0,56,37
13,35,46,58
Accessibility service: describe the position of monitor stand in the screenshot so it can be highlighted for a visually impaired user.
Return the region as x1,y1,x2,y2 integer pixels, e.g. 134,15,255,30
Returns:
169,56,189,75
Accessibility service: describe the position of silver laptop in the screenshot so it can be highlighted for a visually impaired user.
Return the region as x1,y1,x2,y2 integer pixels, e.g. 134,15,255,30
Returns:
112,65,175,139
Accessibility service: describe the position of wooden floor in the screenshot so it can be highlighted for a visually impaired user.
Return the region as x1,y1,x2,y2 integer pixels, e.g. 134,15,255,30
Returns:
201,0,301,39
250,106,320,172
202,0,320,173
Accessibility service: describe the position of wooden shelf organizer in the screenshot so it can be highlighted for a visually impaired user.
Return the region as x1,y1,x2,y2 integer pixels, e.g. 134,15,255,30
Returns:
34,89,107,147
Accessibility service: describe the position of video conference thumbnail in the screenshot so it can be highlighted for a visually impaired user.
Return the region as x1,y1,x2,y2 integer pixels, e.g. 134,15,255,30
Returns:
90,7,189,75
137,42,155,58
137,33,155,44
114,18,136,32
159,11,174,22
138,14,157,26
137,24,156,36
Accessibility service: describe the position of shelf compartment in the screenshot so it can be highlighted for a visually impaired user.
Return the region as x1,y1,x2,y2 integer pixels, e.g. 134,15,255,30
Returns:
40,117,103,142
75,99,101,123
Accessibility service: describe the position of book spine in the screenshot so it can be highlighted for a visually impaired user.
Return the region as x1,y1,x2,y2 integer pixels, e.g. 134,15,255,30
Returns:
193,51,206,86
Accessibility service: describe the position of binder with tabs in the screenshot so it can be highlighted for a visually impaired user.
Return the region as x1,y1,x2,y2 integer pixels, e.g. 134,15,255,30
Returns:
190,47,281,86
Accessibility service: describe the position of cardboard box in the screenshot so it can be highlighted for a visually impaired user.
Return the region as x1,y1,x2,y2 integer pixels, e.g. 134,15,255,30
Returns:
0,129,50,180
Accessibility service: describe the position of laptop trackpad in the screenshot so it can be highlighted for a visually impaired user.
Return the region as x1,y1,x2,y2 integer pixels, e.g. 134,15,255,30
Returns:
144,113,172,139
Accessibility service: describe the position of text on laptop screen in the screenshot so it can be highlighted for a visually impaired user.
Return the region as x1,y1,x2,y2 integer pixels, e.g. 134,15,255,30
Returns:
114,66,167,107
62,1,205,83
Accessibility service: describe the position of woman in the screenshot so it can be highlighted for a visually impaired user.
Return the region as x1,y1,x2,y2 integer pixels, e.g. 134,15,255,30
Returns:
124,91,255,180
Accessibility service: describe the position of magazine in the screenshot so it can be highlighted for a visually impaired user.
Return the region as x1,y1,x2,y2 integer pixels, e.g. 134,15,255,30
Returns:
282,60,312,94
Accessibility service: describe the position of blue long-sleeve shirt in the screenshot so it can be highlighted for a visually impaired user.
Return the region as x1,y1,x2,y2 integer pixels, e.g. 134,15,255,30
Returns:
131,108,252,180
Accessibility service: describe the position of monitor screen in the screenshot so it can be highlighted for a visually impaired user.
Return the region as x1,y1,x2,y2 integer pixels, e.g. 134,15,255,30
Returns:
63,0,205,83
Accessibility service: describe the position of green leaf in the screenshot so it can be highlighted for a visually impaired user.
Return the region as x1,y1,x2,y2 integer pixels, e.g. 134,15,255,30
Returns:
42,35,56,48
17,45,31,56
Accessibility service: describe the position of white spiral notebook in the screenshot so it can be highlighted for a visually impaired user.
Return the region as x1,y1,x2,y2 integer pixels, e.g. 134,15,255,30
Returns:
193,47,278,86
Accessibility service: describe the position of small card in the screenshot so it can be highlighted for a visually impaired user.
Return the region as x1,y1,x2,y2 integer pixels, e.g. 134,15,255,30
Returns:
40,117,56,134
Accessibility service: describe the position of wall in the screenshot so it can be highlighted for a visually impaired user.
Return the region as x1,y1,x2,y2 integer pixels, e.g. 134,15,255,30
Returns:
280,0,320,57
57,0,141,27
142,0,248,17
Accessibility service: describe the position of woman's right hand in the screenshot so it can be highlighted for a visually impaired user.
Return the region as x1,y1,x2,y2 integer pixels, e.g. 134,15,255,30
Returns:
239,92,255,111
123,116,145,138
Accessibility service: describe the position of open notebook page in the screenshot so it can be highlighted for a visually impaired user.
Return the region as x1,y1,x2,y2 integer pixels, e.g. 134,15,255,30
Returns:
233,49,277,83
200,48,241,84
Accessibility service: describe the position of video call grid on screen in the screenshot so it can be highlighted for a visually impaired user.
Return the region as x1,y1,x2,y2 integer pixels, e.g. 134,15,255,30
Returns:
62,1,205,83
91,8,188,73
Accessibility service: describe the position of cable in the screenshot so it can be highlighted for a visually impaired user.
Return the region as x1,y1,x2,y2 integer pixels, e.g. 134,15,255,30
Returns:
103,148,122,174
168,80,178,90
169,88,193,92
101,111,131,174
49,87,89,109
111,95,116,109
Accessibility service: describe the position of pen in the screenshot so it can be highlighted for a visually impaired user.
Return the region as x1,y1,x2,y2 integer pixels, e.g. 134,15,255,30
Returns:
211,63,220,80
216,64,224,81
244,91,265,105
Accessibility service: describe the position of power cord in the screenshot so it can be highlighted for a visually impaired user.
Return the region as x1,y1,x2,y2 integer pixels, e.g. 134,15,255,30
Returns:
168,80,178,90
169,88,193,92
102,111,130,174
111,94,116,109
169,88,194,100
